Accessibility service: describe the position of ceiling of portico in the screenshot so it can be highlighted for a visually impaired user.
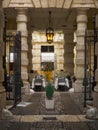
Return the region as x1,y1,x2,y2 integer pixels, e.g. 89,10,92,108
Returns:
2,0,78,32
28,8,77,31
3,0,98,32
3,0,98,8
4,7,77,32
3,0,73,8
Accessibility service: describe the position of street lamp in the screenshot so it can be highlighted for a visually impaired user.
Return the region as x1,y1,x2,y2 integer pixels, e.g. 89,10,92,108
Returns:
83,31,88,107
46,11,54,44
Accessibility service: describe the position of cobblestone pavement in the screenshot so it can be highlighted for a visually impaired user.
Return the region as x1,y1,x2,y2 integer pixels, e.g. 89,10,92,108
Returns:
0,120,92,130
10,92,82,115
0,92,98,130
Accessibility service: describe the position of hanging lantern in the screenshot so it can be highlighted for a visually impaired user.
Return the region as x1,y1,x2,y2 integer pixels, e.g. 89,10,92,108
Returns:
46,11,54,44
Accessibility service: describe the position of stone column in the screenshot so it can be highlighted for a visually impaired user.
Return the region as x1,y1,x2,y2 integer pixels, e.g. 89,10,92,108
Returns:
55,43,64,71
94,14,98,92
73,31,77,76
32,43,41,71
0,1,6,119
75,9,88,92
64,30,75,75
16,8,28,86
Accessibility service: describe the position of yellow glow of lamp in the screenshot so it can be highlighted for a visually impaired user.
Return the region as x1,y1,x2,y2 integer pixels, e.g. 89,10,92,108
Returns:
46,11,54,44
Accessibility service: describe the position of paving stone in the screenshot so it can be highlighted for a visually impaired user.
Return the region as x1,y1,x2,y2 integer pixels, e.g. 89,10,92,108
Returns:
0,92,98,130
77,114,93,122
13,115,21,122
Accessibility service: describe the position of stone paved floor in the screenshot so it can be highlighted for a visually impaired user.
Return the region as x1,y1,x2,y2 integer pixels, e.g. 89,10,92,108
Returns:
0,92,98,130
0,115,94,130
10,92,82,115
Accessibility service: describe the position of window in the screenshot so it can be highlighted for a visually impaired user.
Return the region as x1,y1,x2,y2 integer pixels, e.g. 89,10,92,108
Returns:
41,46,54,52
41,46,54,71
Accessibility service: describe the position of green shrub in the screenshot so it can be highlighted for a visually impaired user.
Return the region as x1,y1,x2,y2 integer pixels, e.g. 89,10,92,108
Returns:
46,82,54,100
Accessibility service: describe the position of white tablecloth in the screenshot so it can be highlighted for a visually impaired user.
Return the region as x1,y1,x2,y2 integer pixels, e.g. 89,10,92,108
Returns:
31,78,46,89
54,78,69,89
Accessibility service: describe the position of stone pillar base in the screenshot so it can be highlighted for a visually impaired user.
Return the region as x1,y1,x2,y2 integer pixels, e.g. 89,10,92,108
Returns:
94,85,98,92
74,80,83,92
94,69,98,92
23,81,30,95
0,88,6,119
24,84,30,95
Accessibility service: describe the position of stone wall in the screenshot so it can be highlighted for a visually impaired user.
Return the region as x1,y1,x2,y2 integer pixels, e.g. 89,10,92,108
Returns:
32,42,64,72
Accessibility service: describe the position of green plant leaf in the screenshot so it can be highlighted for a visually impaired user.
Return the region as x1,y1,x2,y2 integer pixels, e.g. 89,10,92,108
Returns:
46,82,54,100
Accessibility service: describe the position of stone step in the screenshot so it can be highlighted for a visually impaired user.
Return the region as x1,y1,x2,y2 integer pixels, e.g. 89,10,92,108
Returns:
12,115,92,123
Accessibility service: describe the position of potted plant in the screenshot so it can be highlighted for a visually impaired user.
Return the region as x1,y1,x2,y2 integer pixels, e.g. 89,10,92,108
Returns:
45,82,55,109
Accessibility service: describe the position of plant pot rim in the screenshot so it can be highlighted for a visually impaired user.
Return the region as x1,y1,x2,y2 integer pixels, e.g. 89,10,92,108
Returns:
45,98,54,101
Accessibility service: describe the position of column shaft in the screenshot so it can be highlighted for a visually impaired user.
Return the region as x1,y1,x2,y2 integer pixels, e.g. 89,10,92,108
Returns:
75,9,88,92
16,8,28,85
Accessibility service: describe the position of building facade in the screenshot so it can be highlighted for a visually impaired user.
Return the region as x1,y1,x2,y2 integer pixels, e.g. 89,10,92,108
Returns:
0,0,98,117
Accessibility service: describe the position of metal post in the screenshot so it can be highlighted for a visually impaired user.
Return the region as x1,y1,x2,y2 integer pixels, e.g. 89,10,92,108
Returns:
93,15,97,89
88,42,93,100
84,31,87,107
3,14,7,89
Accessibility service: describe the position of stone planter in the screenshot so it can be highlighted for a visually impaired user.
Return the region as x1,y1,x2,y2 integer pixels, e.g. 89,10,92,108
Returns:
45,98,54,109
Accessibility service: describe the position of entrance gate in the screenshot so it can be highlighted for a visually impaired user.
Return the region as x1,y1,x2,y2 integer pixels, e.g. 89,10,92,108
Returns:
4,32,21,106
84,28,98,106
14,32,21,105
